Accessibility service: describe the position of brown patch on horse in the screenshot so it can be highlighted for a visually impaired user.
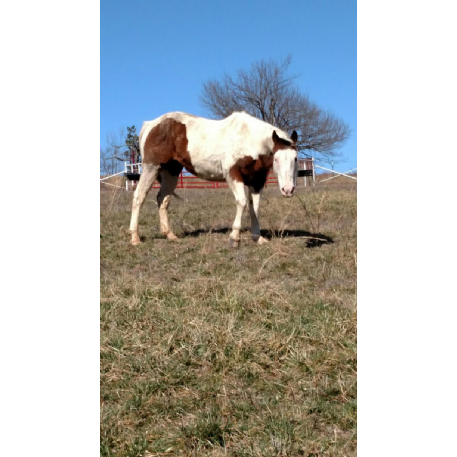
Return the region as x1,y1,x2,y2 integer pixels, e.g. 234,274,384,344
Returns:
229,155,274,192
143,119,197,176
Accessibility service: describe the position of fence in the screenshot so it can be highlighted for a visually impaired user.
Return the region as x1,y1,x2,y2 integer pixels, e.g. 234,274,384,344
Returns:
122,159,314,191
102,158,359,191
101,158,358,191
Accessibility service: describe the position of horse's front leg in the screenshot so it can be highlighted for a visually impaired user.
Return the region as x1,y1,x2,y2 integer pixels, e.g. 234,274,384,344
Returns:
248,187,269,245
227,178,247,248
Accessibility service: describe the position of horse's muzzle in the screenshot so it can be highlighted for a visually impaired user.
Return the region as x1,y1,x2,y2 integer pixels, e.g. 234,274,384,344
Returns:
281,186,295,198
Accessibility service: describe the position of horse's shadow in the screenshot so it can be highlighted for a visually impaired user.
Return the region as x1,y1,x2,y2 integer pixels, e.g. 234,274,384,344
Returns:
265,229,334,248
182,227,333,248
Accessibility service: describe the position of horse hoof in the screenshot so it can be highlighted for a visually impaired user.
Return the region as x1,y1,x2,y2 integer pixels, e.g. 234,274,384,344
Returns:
131,238,141,246
229,238,240,248
167,233,179,241
254,236,269,245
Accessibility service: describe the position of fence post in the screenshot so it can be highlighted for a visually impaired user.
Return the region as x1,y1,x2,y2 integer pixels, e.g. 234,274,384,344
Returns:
312,158,316,186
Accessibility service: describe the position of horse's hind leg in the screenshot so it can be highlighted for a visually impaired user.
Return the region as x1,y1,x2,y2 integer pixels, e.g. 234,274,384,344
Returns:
157,169,180,241
248,187,269,245
130,163,160,245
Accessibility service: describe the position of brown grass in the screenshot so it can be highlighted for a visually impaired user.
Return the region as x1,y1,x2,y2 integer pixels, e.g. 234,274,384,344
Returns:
100,179,357,456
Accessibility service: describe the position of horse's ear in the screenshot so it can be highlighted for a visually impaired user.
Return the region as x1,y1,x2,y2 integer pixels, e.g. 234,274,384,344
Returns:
272,130,279,143
291,130,298,143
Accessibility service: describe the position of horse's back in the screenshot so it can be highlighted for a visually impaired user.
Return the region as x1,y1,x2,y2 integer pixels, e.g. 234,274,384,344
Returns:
138,111,285,174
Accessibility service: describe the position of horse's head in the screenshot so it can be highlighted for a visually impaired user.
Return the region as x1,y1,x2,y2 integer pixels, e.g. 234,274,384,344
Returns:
272,130,298,198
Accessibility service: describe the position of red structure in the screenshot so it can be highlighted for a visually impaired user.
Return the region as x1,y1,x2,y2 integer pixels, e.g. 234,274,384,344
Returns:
303,158,313,171
126,158,315,190
150,171,278,189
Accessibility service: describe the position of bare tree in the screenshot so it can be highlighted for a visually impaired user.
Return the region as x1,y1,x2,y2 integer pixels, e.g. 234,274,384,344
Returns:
100,147,118,176
200,56,350,161
100,127,140,175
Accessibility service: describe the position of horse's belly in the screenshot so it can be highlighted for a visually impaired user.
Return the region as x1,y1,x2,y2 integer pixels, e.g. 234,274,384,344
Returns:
191,161,225,182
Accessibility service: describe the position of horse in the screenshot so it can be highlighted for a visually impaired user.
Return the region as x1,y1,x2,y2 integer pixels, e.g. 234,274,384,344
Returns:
129,111,298,247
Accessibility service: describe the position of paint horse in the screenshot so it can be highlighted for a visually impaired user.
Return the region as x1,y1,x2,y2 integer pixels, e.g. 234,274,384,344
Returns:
129,111,298,247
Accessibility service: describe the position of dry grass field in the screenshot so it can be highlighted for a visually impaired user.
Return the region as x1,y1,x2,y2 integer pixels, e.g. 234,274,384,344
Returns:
100,175,357,456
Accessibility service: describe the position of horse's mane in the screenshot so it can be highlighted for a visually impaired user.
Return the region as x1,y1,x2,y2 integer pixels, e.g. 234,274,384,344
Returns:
224,111,291,142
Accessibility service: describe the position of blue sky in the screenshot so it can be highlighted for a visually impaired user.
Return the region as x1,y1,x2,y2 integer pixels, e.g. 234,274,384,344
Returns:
101,0,356,170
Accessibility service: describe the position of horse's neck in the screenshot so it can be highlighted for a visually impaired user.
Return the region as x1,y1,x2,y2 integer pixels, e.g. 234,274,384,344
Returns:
223,116,276,156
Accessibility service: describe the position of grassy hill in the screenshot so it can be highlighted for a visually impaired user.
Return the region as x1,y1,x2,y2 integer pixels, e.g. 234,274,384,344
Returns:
100,180,357,456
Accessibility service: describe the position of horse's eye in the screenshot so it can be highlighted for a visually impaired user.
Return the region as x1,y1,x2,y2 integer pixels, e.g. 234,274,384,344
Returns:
294,158,297,162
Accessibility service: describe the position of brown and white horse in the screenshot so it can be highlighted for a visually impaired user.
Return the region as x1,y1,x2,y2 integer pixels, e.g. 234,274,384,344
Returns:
129,111,298,247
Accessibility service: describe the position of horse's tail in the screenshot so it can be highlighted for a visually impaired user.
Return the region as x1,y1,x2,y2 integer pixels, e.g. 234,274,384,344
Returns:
138,122,149,160
155,173,181,199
